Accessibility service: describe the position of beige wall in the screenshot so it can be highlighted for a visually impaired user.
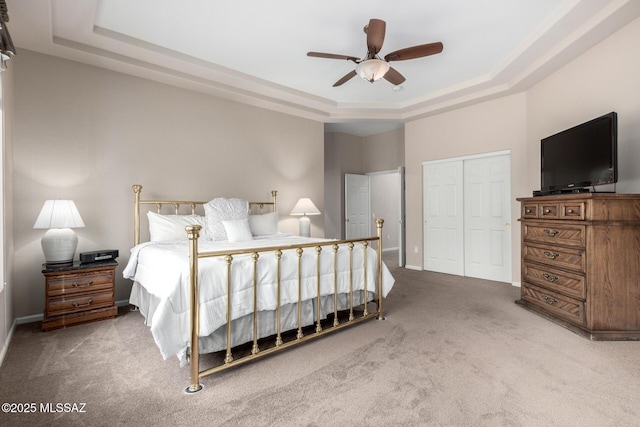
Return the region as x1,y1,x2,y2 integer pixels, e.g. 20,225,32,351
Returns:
323,132,363,239
405,15,640,279
526,16,640,194
324,128,404,240
12,50,324,318
363,128,405,172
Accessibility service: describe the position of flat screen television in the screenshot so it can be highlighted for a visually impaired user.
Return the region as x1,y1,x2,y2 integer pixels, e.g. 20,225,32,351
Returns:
540,112,617,194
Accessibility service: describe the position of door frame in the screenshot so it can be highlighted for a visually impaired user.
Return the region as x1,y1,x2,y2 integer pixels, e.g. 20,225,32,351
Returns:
345,170,406,266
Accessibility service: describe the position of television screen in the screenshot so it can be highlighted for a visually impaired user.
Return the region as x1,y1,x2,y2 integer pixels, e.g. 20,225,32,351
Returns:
541,112,617,193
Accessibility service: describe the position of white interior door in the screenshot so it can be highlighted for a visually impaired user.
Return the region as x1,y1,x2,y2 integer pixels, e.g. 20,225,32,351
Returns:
464,155,512,282
345,174,370,239
423,161,464,275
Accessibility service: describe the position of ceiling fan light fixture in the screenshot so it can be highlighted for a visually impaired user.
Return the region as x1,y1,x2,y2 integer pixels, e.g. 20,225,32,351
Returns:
355,59,389,82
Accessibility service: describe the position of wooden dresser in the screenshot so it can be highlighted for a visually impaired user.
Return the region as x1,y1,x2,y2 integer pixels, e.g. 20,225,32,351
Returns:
41,261,118,331
516,193,640,340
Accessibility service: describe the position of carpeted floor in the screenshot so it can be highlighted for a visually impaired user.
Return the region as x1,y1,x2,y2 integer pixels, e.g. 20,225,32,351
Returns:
1,257,639,426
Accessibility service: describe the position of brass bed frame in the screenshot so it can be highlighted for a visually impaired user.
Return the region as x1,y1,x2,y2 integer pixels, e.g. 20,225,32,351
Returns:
132,185,386,393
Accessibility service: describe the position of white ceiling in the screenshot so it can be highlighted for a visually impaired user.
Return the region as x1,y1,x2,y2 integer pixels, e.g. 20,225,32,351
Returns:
6,0,640,136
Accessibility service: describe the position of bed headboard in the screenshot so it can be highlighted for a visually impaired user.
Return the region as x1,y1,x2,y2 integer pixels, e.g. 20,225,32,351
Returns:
132,184,277,246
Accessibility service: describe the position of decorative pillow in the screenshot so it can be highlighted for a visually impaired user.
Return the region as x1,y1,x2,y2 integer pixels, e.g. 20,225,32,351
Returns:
203,198,249,241
221,218,254,243
248,212,279,236
147,211,206,242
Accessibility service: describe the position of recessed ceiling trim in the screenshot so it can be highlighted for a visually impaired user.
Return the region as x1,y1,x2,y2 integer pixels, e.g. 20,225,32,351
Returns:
8,0,640,128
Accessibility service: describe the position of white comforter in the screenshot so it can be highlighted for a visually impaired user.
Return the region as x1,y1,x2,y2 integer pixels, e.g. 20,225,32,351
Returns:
124,235,395,364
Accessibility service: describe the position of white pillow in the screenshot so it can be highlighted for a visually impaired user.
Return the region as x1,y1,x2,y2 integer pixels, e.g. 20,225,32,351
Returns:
204,198,249,241
248,212,279,236
147,211,206,242
221,218,253,243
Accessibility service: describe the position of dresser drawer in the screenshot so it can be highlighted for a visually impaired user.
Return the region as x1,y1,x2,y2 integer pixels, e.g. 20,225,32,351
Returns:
46,291,115,318
559,202,585,220
523,223,586,248
522,203,539,218
539,203,560,219
521,201,586,221
521,283,585,326
523,263,586,300
523,243,586,273
46,269,115,297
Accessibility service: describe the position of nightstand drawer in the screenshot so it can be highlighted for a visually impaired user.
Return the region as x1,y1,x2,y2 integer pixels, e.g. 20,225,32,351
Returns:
46,269,115,297
46,291,114,318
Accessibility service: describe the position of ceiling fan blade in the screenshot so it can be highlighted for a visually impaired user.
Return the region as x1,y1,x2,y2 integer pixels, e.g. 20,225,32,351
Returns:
383,67,406,85
333,70,357,87
366,18,386,55
307,52,359,62
384,42,444,62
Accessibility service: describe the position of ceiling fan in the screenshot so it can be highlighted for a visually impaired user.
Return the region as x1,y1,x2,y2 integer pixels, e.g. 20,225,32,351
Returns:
307,18,443,87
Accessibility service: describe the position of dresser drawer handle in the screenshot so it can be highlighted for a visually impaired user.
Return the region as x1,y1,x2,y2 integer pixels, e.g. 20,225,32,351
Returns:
544,209,551,214
567,209,574,214
541,294,557,305
542,273,559,282
72,280,93,288
543,250,559,259
72,298,93,308
543,229,559,237
525,208,533,214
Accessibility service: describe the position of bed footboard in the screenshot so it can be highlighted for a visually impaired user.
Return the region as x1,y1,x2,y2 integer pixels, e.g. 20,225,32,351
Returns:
184,220,386,394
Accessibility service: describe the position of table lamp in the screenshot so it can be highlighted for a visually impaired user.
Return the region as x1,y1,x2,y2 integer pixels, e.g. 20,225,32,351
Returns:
290,198,320,237
33,200,85,266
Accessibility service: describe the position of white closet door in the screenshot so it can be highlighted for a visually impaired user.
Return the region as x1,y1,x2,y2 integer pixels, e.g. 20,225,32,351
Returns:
423,161,464,275
463,155,512,282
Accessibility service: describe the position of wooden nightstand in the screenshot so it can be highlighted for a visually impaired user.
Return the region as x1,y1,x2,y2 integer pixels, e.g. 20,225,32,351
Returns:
41,260,118,331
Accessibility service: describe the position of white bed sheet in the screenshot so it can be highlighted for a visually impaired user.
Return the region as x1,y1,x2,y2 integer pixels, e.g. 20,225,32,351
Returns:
124,235,395,365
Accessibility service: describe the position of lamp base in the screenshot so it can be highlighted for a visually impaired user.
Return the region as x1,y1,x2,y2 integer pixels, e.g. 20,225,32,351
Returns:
298,216,311,237
41,228,78,265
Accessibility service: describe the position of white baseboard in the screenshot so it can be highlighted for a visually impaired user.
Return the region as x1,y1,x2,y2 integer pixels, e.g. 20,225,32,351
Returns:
404,264,422,271
16,313,42,325
0,319,16,368
382,247,399,253
512,281,521,288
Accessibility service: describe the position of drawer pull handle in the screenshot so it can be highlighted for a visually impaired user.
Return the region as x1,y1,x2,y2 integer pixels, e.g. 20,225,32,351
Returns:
543,229,559,237
544,209,551,213
543,250,559,259
525,208,533,214
543,273,559,282
72,298,93,308
567,209,574,214
541,294,557,305
72,280,93,288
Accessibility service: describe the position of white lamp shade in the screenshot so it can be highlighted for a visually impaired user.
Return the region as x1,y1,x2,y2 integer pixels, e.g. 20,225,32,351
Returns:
290,198,321,216
34,200,85,229
34,200,85,265
355,59,390,82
